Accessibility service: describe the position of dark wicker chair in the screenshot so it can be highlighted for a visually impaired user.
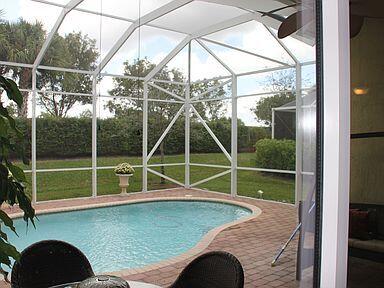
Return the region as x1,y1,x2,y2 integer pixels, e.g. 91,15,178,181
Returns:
169,251,244,288
11,240,94,288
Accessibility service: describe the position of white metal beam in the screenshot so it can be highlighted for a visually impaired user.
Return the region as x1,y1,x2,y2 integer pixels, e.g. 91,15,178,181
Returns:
91,75,97,197
237,166,295,175
147,168,184,186
262,24,299,64
230,75,238,197
195,39,235,75
200,37,291,67
274,106,296,111
191,78,232,101
25,164,296,176
148,163,185,168
192,75,232,85
190,105,232,162
295,64,302,206
272,108,275,139
235,65,294,78
142,83,148,192
31,69,37,204
321,0,350,286
38,65,93,75
147,105,185,161
145,37,191,82
95,0,193,74
185,41,192,188
33,0,84,67
237,89,295,98
190,163,230,169
191,88,310,103
191,169,231,187
148,82,185,101
0,61,33,68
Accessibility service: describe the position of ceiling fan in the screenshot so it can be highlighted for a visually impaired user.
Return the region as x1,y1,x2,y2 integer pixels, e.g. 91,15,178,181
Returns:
259,0,384,39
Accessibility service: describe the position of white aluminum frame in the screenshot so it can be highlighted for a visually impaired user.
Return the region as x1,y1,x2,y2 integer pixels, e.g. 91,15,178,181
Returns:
185,41,192,188
7,2,355,287
320,0,350,287
6,0,309,207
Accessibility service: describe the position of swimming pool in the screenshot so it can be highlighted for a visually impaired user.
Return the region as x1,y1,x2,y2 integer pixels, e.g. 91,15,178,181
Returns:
10,200,253,273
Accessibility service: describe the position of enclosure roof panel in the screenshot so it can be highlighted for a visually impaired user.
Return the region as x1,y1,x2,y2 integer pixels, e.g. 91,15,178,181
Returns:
200,0,291,14
77,0,178,22
3,0,314,74
150,1,247,35
279,100,296,108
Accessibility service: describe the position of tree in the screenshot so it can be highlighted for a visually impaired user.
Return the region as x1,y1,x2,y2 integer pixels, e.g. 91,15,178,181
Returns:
108,58,227,119
0,19,98,118
0,19,46,117
251,70,296,126
79,109,92,119
37,32,98,118
190,81,227,120
108,58,184,114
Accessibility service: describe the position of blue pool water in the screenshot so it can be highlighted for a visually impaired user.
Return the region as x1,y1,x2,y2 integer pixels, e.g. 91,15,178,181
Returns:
9,200,251,272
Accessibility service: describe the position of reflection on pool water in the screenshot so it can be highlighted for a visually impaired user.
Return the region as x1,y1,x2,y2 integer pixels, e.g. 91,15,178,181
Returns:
10,200,251,272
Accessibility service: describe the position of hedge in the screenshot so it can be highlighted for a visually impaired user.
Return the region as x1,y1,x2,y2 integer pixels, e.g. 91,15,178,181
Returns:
14,117,270,159
254,139,296,171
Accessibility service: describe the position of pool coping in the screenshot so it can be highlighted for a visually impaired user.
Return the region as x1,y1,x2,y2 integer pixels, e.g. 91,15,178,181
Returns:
9,195,262,278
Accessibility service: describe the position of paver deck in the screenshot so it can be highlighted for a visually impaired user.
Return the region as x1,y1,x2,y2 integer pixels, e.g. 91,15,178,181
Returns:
0,188,299,288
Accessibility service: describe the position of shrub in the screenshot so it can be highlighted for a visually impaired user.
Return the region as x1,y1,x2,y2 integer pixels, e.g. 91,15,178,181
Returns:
254,139,296,171
12,116,267,160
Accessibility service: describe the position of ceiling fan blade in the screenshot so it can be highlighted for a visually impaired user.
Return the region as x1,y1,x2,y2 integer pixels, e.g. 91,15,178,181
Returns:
257,10,286,22
350,14,364,38
267,3,300,15
278,9,314,39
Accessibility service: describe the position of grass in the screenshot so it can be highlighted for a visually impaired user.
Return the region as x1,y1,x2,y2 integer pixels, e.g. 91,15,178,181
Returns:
20,153,295,203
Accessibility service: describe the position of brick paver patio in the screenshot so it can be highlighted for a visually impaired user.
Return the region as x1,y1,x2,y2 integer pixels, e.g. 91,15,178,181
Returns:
1,188,299,288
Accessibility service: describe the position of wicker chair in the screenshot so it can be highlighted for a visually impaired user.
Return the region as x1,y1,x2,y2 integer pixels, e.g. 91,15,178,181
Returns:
11,240,94,288
169,251,244,288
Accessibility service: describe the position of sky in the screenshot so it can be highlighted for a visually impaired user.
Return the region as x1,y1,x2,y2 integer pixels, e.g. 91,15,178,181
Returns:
1,0,316,125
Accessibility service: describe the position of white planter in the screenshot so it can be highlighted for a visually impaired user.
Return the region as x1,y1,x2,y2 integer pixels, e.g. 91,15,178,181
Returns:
116,174,133,195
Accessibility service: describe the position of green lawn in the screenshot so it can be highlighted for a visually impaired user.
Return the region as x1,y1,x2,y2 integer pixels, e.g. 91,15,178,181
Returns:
21,153,295,203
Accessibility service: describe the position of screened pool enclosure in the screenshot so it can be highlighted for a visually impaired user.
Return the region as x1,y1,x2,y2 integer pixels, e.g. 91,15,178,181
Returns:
0,0,316,204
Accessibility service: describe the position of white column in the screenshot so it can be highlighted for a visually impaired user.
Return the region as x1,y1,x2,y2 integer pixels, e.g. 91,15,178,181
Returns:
31,69,37,204
271,108,275,139
142,83,148,192
231,75,238,197
91,76,97,197
185,42,191,188
321,0,350,287
295,63,303,206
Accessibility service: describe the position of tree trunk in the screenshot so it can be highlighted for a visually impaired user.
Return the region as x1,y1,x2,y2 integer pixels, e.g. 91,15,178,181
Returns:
17,69,32,118
18,91,29,118
160,141,165,184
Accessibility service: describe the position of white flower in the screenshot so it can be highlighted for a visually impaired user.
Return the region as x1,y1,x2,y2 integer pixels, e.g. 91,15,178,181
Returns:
114,163,135,175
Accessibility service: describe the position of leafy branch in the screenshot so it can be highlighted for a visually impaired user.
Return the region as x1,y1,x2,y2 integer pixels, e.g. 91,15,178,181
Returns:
0,75,35,281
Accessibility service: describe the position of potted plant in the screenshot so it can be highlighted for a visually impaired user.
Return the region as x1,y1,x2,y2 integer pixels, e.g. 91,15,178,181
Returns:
114,163,135,195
